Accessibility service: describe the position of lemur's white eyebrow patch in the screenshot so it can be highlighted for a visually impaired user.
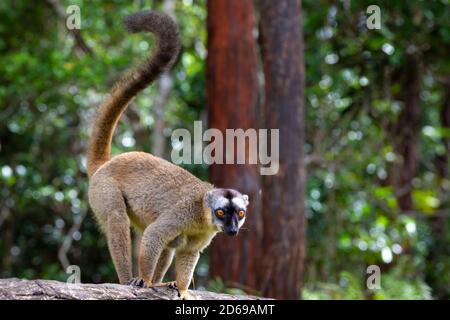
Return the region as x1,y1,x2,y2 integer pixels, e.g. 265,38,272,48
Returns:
214,197,229,208
232,197,246,208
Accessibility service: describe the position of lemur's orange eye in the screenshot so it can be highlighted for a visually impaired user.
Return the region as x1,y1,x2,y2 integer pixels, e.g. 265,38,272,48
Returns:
238,210,245,218
216,209,224,217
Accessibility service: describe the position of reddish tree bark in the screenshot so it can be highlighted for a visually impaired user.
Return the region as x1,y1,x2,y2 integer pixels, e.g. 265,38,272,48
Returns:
207,0,262,289
258,0,306,299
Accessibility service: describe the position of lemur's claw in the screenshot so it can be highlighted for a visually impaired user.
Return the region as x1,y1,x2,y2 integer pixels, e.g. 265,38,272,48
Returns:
153,281,177,289
127,277,148,288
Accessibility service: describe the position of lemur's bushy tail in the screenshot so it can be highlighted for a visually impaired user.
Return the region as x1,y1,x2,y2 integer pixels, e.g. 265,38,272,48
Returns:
87,11,180,178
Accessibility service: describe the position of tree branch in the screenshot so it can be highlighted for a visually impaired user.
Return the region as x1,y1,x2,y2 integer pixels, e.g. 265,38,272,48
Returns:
0,278,269,300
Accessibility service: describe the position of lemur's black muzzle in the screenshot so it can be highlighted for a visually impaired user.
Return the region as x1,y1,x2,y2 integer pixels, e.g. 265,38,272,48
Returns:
224,221,239,236
223,211,240,236
226,228,238,236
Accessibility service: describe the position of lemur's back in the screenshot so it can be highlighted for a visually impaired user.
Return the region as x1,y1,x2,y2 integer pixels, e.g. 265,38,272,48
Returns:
89,151,213,230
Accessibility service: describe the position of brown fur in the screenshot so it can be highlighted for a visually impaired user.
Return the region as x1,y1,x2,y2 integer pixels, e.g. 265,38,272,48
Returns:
86,11,218,299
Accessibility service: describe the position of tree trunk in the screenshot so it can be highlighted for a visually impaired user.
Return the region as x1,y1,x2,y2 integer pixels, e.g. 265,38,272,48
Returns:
391,55,421,211
0,278,268,300
258,0,306,299
207,0,263,290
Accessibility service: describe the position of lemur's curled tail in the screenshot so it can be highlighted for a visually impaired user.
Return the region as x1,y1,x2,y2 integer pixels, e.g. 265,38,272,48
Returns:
87,11,180,178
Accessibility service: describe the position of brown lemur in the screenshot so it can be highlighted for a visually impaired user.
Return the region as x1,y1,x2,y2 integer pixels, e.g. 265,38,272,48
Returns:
86,11,249,300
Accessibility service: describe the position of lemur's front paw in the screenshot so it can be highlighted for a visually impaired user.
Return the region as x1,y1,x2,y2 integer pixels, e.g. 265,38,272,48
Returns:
127,277,149,288
178,289,196,300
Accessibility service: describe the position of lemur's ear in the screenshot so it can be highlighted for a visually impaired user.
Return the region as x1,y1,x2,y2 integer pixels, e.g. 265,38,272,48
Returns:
242,194,249,206
205,190,214,207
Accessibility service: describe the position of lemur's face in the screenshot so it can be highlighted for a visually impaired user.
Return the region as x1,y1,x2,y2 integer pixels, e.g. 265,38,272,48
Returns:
205,188,249,236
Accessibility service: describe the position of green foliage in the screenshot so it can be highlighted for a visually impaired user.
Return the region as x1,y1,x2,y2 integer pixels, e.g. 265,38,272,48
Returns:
374,275,432,300
303,268,432,300
303,0,450,299
206,278,247,296
303,271,365,300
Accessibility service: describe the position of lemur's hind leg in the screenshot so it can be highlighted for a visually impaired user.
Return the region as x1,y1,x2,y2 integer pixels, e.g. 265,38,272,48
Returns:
107,208,133,284
89,176,132,285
